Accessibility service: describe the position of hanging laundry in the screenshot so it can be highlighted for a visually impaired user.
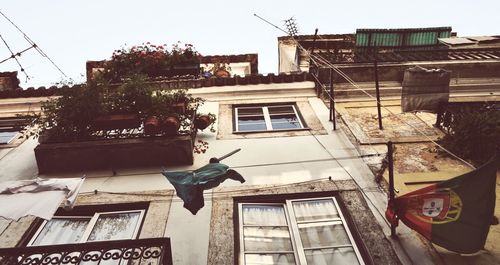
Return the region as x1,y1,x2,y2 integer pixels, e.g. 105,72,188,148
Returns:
401,66,451,113
0,177,85,221
163,162,245,215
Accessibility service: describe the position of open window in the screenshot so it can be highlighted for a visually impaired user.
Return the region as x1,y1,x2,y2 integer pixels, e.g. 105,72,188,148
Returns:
237,197,365,265
234,104,305,133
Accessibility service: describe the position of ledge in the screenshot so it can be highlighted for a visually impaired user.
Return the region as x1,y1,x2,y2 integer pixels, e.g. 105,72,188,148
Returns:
34,135,194,174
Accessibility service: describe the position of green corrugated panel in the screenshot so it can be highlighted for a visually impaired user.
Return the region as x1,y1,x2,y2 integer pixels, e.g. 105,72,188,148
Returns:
356,33,368,46
439,31,451,38
371,33,401,46
355,27,451,47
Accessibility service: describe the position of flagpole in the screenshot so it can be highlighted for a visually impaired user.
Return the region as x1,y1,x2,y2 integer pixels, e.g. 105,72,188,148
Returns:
387,141,396,237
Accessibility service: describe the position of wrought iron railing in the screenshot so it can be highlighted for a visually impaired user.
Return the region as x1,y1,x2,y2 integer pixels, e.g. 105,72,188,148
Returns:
0,238,172,265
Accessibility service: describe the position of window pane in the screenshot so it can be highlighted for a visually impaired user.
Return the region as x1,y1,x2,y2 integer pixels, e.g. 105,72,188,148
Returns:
244,227,293,252
270,115,301,130
298,222,351,248
245,254,296,265
304,247,360,265
238,123,267,131
87,212,141,242
292,200,339,222
268,106,295,115
238,116,267,131
32,218,90,246
242,205,287,226
238,108,264,116
0,131,17,144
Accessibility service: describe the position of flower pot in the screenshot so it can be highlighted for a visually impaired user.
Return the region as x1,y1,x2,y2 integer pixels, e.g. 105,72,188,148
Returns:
162,116,180,136
194,115,212,130
92,114,140,131
172,102,187,114
144,116,161,135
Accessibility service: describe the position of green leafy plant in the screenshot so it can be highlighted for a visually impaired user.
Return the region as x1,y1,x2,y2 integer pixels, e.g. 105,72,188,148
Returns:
439,104,500,166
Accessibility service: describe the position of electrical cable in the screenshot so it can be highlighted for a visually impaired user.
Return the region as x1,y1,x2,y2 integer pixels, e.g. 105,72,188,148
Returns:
279,27,475,169
307,52,475,169
0,34,30,81
0,9,68,78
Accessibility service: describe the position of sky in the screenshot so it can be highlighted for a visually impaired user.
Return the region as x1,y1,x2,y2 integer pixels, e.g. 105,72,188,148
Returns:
1,0,499,88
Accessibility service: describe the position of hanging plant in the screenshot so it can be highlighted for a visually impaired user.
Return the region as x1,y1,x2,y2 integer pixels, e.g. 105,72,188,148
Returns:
194,113,216,132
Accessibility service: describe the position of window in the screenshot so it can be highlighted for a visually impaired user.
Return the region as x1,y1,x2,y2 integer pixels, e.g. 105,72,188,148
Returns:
28,210,145,246
234,104,304,132
238,198,365,265
0,131,17,145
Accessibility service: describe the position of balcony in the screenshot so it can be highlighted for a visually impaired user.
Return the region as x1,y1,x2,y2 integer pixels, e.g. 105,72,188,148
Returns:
0,238,173,265
34,124,196,174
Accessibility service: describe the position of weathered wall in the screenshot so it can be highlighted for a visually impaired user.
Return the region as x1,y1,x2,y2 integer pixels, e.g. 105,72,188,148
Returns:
207,179,401,265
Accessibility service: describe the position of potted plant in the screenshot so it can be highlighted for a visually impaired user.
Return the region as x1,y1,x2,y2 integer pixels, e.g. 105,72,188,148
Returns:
102,42,201,81
194,113,216,132
91,75,150,131
145,89,194,136
169,43,201,76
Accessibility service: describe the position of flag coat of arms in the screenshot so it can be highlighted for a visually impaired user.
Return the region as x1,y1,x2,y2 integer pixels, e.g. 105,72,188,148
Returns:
386,156,498,254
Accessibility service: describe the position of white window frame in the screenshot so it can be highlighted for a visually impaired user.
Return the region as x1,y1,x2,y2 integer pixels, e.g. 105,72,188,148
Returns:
238,197,365,265
27,210,145,246
234,104,304,132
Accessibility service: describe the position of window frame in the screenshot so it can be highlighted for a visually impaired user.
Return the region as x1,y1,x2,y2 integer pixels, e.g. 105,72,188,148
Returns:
237,197,366,265
233,104,306,133
26,209,146,246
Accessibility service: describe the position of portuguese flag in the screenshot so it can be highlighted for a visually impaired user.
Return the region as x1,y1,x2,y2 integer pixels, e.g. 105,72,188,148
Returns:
386,156,498,254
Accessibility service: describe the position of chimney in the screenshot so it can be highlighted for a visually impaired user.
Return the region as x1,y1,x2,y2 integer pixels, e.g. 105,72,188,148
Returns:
0,71,20,91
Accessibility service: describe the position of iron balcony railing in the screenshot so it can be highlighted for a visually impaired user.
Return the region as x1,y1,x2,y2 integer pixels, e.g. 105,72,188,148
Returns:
0,237,173,265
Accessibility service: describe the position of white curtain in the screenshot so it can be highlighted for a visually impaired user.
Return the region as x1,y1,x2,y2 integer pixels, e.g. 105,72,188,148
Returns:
293,200,360,265
31,212,141,265
242,205,296,264
242,205,287,226
304,248,360,265
31,218,90,246
292,199,339,222
297,222,350,249
83,212,142,265
87,212,141,242
245,253,295,265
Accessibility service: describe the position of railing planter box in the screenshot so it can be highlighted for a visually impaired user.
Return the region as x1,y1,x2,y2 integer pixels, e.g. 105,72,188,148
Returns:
91,113,141,131
34,135,194,174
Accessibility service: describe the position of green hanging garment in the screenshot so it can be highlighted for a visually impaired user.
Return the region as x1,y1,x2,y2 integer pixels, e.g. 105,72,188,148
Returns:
163,163,245,215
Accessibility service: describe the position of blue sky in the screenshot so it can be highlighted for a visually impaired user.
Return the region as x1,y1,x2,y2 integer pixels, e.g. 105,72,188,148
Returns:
1,0,498,88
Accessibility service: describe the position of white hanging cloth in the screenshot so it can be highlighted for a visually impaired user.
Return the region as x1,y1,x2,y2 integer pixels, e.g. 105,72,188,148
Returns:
0,177,85,221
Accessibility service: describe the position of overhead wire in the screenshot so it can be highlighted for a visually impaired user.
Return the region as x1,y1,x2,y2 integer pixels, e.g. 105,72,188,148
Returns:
307,65,382,157
0,9,68,78
0,34,30,81
289,30,476,169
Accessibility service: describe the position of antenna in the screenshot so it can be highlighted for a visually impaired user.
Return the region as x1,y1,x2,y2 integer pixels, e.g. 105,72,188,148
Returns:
0,9,68,79
284,17,299,36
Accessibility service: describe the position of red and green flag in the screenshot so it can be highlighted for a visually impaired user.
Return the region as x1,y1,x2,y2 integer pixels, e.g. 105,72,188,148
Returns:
386,156,498,254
